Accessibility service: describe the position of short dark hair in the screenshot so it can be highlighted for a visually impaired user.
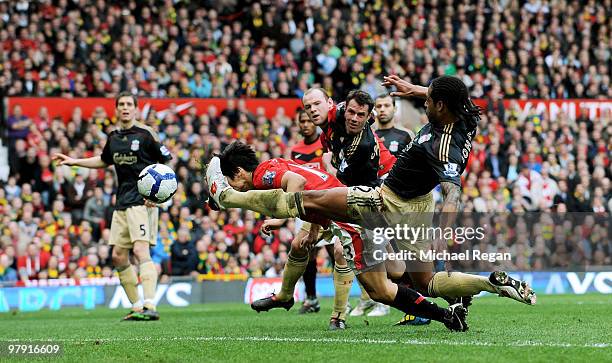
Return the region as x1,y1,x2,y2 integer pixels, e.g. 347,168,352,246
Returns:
375,93,393,102
296,108,309,120
218,141,259,178
346,90,375,114
430,76,481,124
115,91,138,108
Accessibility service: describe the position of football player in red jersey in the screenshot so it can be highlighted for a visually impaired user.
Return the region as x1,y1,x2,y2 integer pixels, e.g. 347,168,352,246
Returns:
215,141,468,332
290,109,327,315
224,140,354,330
291,109,325,169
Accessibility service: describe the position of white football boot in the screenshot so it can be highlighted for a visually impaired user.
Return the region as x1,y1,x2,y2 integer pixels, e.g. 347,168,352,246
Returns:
489,271,537,305
349,298,376,317
205,156,231,210
367,303,390,317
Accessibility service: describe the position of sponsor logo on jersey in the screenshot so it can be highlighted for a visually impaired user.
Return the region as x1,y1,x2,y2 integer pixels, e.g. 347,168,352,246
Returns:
418,133,432,144
113,153,138,165
131,140,140,151
443,163,459,177
389,140,399,152
262,171,276,186
402,139,414,153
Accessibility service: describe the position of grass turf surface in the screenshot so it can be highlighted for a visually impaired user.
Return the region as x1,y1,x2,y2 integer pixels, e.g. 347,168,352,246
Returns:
0,294,610,362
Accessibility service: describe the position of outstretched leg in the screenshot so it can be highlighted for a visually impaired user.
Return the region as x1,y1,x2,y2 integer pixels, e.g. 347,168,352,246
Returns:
356,264,468,332
251,229,311,312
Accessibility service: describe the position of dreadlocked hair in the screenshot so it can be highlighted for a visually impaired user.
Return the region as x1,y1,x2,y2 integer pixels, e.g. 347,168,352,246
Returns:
431,76,482,126
217,141,259,179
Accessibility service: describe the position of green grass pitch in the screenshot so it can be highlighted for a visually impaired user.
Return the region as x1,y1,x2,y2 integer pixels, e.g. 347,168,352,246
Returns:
0,294,610,362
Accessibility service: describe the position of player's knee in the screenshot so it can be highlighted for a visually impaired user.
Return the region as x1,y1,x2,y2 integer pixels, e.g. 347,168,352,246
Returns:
132,242,151,263
333,243,344,262
368,286,395,304
112,249,128,267
387,269,404,282
411,276,431,294
290,238,307,255
386,258,406,276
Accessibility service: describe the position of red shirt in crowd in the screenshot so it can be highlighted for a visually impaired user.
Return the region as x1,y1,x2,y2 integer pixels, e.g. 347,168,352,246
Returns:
291,136,325,170
17,251,50,279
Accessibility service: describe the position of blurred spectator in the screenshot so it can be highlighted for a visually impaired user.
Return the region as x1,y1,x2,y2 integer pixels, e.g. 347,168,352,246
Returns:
189,73,212,98
0,254,18,282
170,228,197,276
83,187,109,238
7,105,31,152
151,227,173,276
97,244,112,269
17,242,50,281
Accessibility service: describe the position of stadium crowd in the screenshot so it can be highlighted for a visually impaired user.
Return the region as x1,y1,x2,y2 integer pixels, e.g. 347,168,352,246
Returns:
0,0,610,282
0,0,609,100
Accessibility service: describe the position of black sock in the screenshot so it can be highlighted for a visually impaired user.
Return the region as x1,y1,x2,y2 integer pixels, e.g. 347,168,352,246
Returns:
391,285,447,322
303,258,317,298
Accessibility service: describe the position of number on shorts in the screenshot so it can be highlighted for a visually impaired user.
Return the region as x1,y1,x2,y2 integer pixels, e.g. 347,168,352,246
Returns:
343,243,355,261
140,224,146,236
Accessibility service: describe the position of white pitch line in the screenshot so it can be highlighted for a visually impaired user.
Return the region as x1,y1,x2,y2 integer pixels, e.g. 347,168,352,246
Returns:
1,336,609,349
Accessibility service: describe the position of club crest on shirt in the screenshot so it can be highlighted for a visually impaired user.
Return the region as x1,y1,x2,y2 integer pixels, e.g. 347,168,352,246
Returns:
262,171,276,186
389,140,399,152
418,133,432,144
131,139,140,151
444,162,459,177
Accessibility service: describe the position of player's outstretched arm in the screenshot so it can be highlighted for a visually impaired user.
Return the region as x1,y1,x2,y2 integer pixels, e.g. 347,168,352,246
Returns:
322,152,337,176
440,181,461,214
52,153,107,169
382,75,428,99
437,182,462,272
260,219,286,235
300,222,320,249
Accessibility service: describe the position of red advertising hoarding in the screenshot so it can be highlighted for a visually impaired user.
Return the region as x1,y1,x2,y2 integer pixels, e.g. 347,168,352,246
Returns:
473,99,611,120
7,97,304,121
243,277,304,304
6,97,611,122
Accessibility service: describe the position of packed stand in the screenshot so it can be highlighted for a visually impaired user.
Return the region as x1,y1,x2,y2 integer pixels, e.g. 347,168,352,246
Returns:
0,1,609,100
